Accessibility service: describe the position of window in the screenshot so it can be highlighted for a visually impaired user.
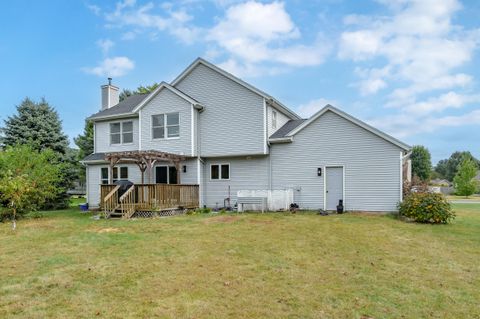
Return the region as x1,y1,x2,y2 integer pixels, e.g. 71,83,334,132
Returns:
100,167,128,184
152,113,179,139
155,166,177,184
101,168,109,184
211,164,230,180
122,122,133,143
272,110,277,129
110,121,133,144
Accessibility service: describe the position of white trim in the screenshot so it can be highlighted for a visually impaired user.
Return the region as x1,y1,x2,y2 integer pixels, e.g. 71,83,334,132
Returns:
109,120,134,145
197,157,202,207
151,112,180,140
191,105,195,157
209,163,230,181
90,113,138,121
93,123,96,153
269,137,293,144
263,98,267,154
132,82,204,113
100,165,129,184
287,105,411,151
170,58,300,120
139,109,142,150
153,165,178,184
400,151,403,203
323,165,345,211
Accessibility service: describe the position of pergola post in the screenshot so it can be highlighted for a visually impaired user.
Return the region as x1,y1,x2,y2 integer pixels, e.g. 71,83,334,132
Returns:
108,157,120,184
175,161,181,184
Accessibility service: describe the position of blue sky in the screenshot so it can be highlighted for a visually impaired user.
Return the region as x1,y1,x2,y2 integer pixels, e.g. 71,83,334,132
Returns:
1,0,479,163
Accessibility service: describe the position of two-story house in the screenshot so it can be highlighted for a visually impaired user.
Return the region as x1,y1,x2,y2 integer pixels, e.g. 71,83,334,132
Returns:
82,58,411,212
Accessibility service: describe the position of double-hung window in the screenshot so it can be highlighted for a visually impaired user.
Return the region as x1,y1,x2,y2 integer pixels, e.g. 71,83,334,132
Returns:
110,121,133,144
152,113,179,139
211,164,230,180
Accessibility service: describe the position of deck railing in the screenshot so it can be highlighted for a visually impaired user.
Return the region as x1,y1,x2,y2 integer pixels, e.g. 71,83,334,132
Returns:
100,183,199,218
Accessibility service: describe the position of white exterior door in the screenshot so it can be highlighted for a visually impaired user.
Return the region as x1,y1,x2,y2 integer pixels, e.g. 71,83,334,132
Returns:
326,166,343,210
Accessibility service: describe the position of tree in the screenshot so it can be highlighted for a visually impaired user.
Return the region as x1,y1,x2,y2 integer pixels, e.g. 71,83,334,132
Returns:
1,98,68,154
453,158,478,198
1,98,73,209
0,145,62,229
119,83,159,101
410,145,432,182
435,151,480,181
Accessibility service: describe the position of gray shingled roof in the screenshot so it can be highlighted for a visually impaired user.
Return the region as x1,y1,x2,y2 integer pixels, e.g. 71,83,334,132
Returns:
82,152,106,162
89,94,147,120
269,119,306,139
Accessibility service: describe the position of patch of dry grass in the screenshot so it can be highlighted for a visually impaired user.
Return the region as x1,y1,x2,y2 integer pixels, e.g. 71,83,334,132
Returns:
0,205,479,318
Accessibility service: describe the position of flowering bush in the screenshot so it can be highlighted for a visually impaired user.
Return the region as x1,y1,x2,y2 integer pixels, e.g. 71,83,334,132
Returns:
398,192,455,224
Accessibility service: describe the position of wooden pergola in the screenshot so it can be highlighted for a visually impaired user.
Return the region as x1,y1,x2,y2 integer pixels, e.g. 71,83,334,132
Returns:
104,150,186,184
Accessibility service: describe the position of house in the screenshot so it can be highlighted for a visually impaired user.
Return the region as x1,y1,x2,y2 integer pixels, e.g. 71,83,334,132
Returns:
82,58,411,213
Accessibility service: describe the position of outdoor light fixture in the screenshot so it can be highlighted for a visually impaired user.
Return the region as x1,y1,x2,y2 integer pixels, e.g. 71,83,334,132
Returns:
183,165,187,173
317,168,322,176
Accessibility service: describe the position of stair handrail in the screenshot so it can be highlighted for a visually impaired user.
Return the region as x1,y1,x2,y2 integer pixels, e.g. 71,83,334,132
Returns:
103,185,121,218
119,185,136,219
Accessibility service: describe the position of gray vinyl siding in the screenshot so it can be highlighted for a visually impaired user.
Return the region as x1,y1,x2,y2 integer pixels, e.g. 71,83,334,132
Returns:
94,117,139,153
140,88,193,155
267,105,290,137
202,156,269,208
86,159,198,208
175,63,266,157
270,110,402,212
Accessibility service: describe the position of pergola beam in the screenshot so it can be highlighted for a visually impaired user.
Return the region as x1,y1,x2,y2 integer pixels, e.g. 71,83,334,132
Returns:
104,150,187,185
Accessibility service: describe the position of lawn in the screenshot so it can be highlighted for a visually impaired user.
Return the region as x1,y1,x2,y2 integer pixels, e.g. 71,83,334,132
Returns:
1,204,479,318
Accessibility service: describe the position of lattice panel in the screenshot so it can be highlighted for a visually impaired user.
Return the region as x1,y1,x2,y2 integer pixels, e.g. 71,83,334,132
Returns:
131,209,186,219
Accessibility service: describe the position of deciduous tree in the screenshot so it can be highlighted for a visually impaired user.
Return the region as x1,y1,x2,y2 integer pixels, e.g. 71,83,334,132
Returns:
454,158,478,198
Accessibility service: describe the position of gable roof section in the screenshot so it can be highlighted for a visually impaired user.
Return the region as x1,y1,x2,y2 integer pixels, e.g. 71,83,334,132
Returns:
171,57,301,120
270,119,306,139
132,82,204,113
285,104,411,151
88,94,147,120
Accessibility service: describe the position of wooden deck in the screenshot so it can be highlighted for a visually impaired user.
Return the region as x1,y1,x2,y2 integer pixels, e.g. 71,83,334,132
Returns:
100,184,199,219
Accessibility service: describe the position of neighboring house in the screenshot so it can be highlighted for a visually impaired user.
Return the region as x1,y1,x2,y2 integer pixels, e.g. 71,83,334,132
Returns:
82,58,411,212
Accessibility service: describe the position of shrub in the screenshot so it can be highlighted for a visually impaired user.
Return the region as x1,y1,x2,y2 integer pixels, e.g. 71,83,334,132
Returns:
195,207,212,214
398,192,455,224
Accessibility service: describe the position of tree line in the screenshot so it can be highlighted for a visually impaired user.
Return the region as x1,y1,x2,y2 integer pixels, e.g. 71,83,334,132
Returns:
410,145,479,197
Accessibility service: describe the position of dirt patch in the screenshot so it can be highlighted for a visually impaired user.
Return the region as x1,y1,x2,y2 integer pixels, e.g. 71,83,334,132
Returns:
204,216,240,224
92,227,122,233
248,219,273,225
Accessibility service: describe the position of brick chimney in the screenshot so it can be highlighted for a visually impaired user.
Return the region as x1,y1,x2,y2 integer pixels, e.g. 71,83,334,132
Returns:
101,78,119,110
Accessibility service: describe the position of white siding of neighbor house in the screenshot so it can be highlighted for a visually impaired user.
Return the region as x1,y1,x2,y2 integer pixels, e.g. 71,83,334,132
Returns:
94,117,139,153
86,158,198,208
270,110,403,212
174,63,266,157
201,156,269,208
139,88,194,155
267,105,291,137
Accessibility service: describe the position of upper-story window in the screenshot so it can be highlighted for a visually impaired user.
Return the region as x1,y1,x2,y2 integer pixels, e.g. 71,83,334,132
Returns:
272,110,277,129
152,113,180,139
110,121,133,144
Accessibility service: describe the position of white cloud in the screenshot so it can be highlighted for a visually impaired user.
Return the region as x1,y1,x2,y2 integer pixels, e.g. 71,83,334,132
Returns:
86,4,101,15
296,98,338,118
403,92,480,116
97,39,114,55
104,0,200,44
207,1,330,76
339,0,478,101
83,56,135,77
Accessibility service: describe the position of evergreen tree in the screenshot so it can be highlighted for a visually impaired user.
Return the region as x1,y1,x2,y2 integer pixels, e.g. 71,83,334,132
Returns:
74,120,94,159
1,98,72,209
119,83,159,101
1,98,68,153
410,145,432,182
454,158,478,198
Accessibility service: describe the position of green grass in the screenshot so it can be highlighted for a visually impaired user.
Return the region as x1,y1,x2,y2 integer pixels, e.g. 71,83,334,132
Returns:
446,194,480,201
1,204,479,318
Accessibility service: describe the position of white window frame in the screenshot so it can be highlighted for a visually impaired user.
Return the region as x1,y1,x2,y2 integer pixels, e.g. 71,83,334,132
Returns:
272,110,277,129
110,120,134,145
152,112,180,140
100,166,129,184
210,163,230,181
154,165,178,184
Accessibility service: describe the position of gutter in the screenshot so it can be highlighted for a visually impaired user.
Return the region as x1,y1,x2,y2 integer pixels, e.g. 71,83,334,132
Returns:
268,136,294,144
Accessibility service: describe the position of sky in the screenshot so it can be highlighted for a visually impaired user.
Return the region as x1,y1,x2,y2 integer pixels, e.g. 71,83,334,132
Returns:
0,0,479,163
